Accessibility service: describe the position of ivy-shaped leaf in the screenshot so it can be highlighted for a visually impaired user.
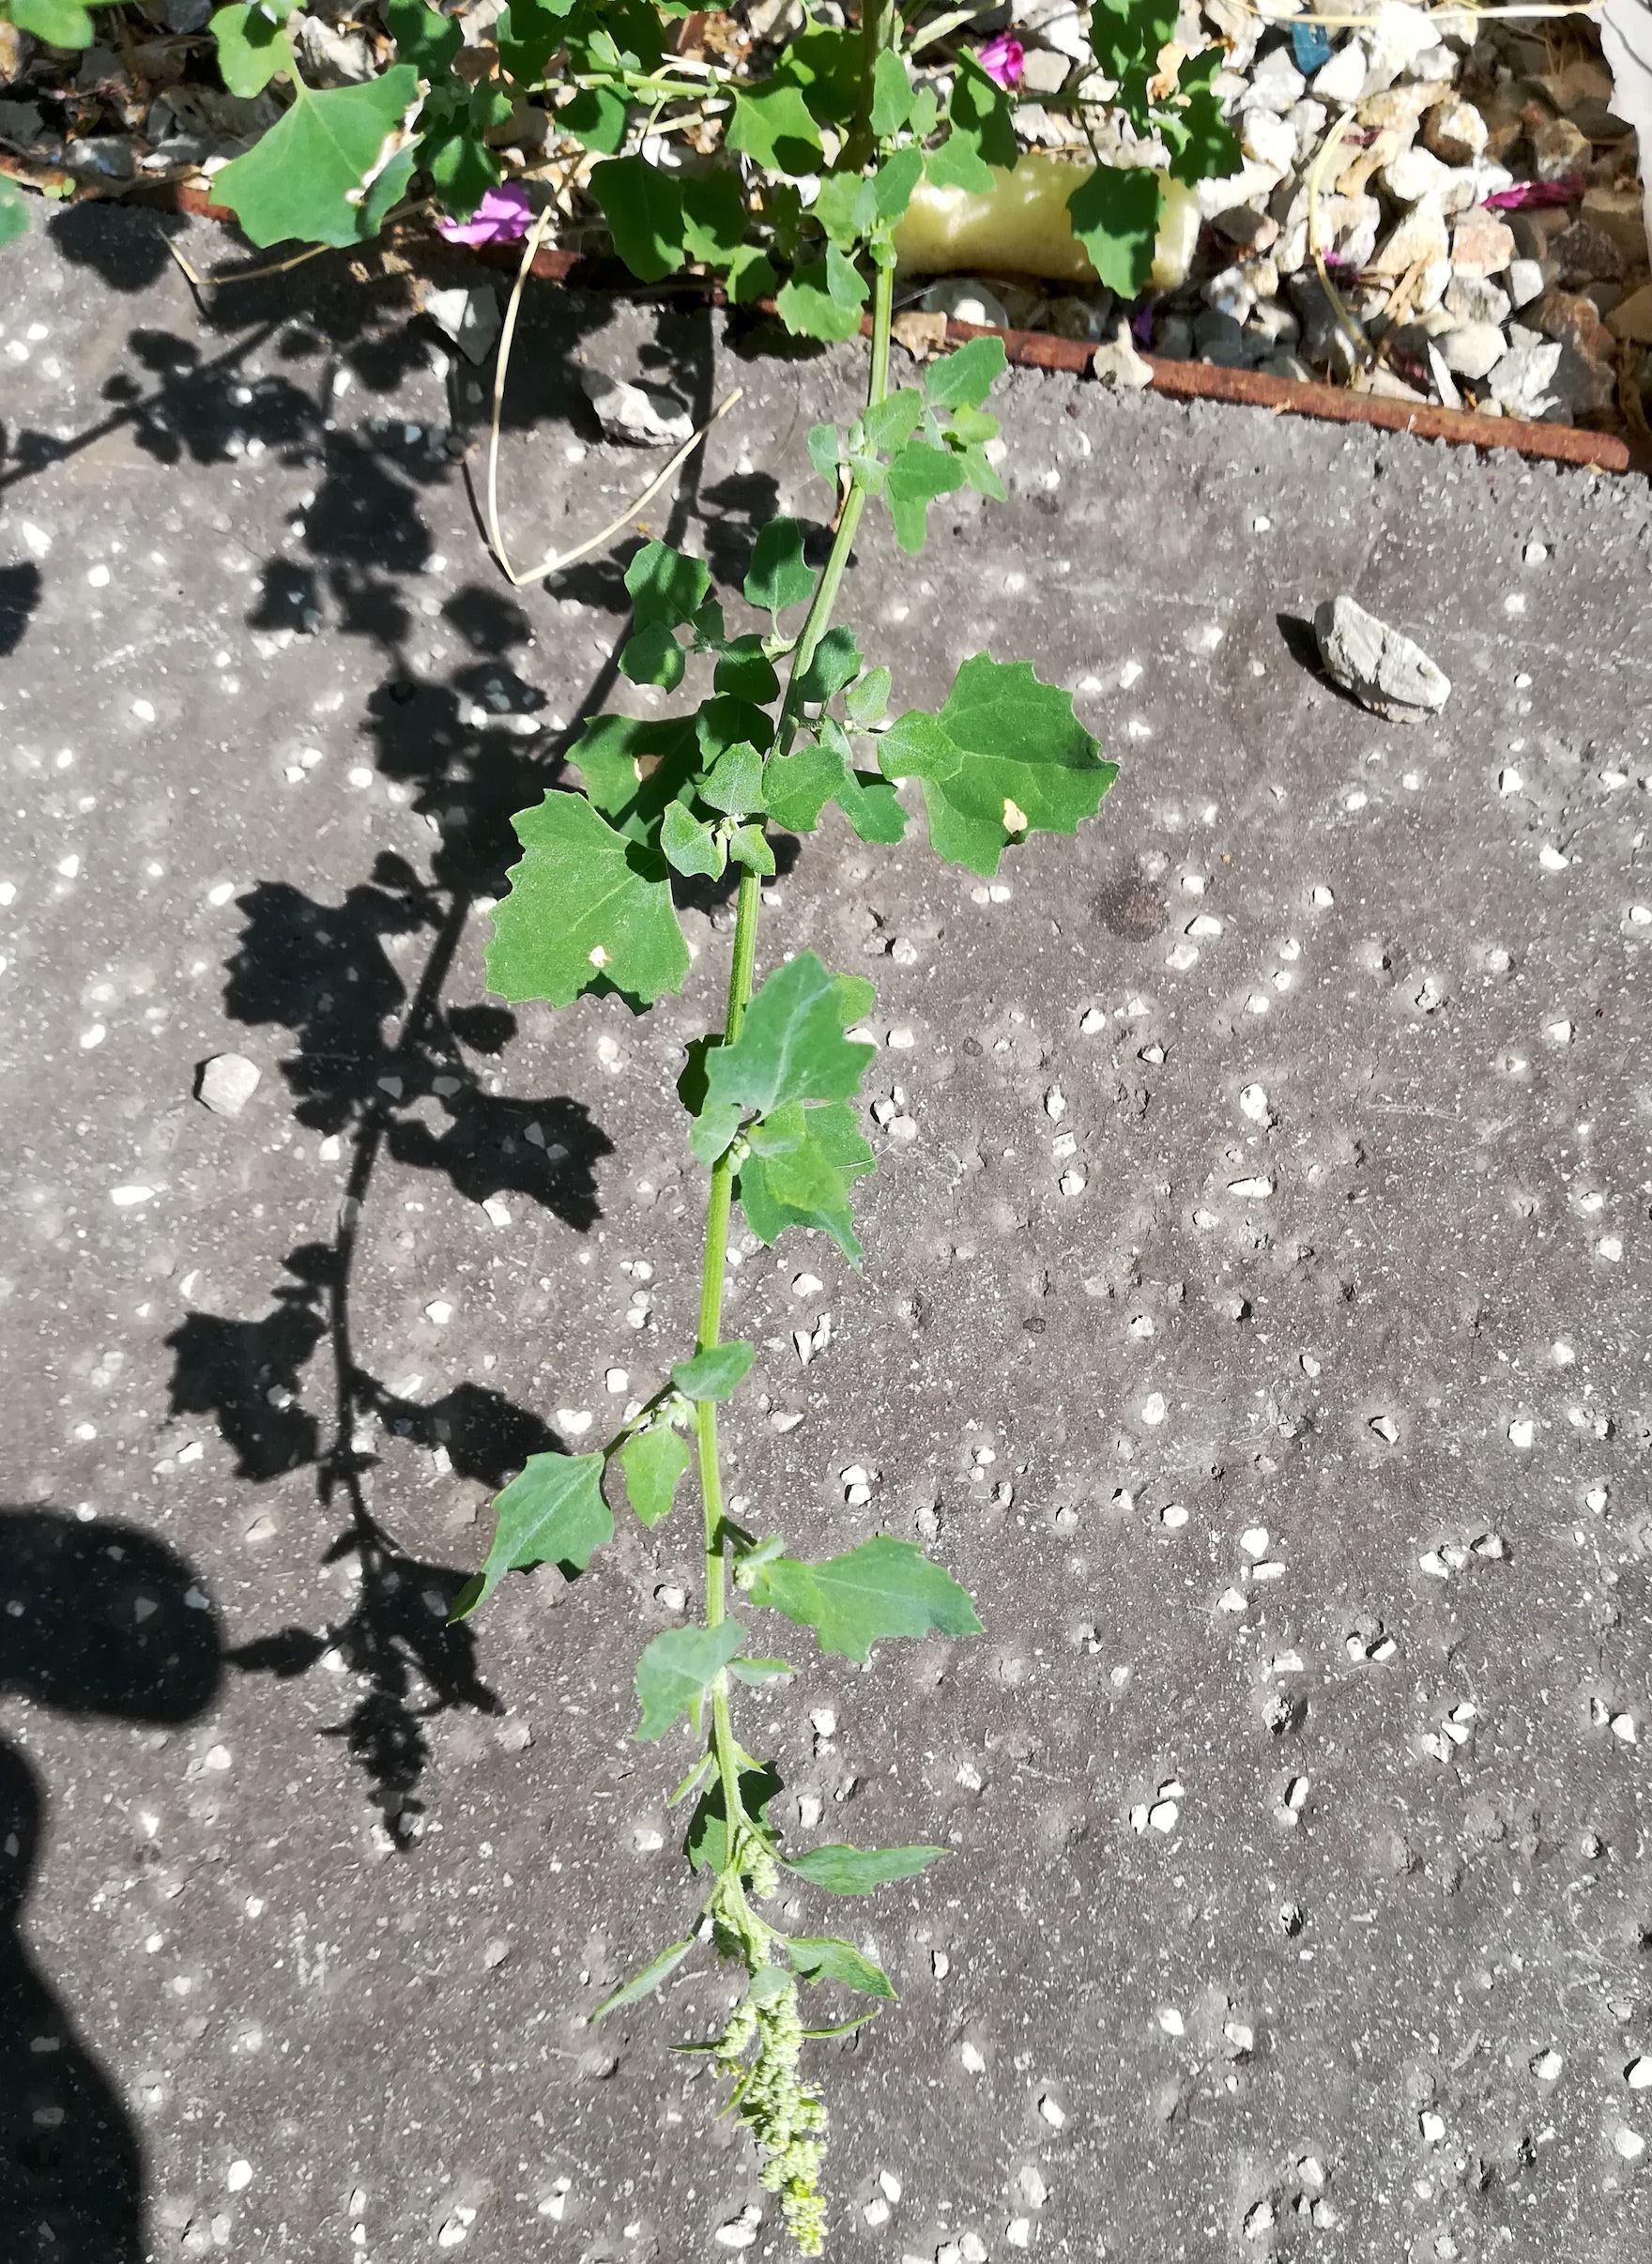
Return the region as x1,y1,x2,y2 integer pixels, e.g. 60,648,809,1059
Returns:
738,1098,875,1266
211,2,294,97
727,80,823,175
925,51,1017,192
693,952,875,1164
879,653,1117,877
778,244,868,343
700,742,765,817
788,1935,895,1996
795,626,863,707
869,46,915,137
713,637,782,706
590,153,685,282
635,1621,747,1742
214,67,421,249
763,742,846,835
625,540,710,630
487,791,689,1008
784,1842,947,1895
743,520,815,620
591,1935,696,2022
1066,165,1165,298
619,1423,693,1528
451,1450,609,1618
747,1535,983,1662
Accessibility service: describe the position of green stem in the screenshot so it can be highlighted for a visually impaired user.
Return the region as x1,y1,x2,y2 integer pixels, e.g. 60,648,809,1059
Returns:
696,212,897,1908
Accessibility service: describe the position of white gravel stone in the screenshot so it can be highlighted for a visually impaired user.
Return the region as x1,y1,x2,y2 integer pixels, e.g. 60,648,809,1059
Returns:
579,369,693,447
1439,321,1507,379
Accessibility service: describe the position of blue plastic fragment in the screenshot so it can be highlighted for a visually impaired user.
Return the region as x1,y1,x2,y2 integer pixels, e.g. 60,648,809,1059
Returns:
1291,20,1334,72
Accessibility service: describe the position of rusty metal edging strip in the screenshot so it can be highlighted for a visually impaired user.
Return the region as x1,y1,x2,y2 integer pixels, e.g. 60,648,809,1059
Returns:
147,187,1641,478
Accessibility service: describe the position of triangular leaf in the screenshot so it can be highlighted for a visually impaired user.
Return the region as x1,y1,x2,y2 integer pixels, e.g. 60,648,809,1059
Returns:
727,824,776,877
869,46,914,135
620,620,686,691
693,952,875,1164
743,519,816,617
727,80,824,175
211,3,295,97
387,0,460,73
834,769,908,845
713,636,782,705
700,742,765,817
619,1424,693,1528
661,800,727,879
671,1340,757,1402
879,652,1116,877
764,742,848,835
681,168,746,265
214,69,421,249
591,1935,696,2021
738,1098,874,1266
795,624,864,706
748,1535,982,1662
487,791,689,1007
728,1658,794,1685
783,1842,946,1895
635,1620,746,1741
625,541,711,631
788,1935,895,1996
451,1450,609,1619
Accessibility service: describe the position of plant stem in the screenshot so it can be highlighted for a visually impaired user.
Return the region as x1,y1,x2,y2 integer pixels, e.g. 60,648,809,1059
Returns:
695,247,897,1887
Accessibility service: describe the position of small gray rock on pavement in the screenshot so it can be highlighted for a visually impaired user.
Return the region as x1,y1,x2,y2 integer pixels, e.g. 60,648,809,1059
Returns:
196,1052,262,1117
421,285,500,368
1313,593,1451,722
579,368,693,446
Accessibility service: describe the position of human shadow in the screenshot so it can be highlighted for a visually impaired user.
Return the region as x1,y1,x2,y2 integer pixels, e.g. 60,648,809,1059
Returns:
0,1504,222,2264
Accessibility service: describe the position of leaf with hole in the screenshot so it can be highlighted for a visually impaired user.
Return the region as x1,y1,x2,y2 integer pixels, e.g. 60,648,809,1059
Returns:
591,1935,696,2021
879,653,1116,877
213,68,421,249
619,1423,693,1529
571,712,698,846
788,1935,895,1996
692,952,875,1164
784,1842,947,1895
738,1099,875,1266
670,1340,757,1402
451,1450,608,1619
589,154,685,283
747,1535,983,1662
635,1620,747,1742
487,791,689,1008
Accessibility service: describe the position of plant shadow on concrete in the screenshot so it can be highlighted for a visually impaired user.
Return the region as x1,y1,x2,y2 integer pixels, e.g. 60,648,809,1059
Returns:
0,1507,223,2264
108,237,806,1844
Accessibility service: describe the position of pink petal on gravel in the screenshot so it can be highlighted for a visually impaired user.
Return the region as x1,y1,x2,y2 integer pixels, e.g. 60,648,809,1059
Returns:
1483,177,1586,210
977,34,1025,89
436,183,534,246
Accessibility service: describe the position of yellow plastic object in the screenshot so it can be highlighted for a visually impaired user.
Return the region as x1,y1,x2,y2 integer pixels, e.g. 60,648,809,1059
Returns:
892,155,1201,294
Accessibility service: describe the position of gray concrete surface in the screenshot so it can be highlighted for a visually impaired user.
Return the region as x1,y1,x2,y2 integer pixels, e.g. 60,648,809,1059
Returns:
3,204,1652,2264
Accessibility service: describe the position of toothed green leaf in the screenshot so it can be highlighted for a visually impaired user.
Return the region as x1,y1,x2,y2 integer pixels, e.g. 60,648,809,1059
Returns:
213,69,421,249
692,952,875,1165
670,1341,756,1402
451,1450,609,1618
748,1535,982,1663
879,653,1116,878
487,791,689,1008
788,1935,895,1996
738,1098,874,1266
1065,164,1165,298
777,243,868,343
590,153,685,282
743,519,815,617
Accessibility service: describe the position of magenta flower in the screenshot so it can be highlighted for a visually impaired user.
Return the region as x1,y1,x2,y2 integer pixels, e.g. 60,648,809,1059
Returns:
976,33,1025,89
436,183,534,247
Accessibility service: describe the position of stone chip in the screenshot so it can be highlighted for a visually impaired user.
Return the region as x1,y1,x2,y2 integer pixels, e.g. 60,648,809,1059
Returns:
1313,594,1450,723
